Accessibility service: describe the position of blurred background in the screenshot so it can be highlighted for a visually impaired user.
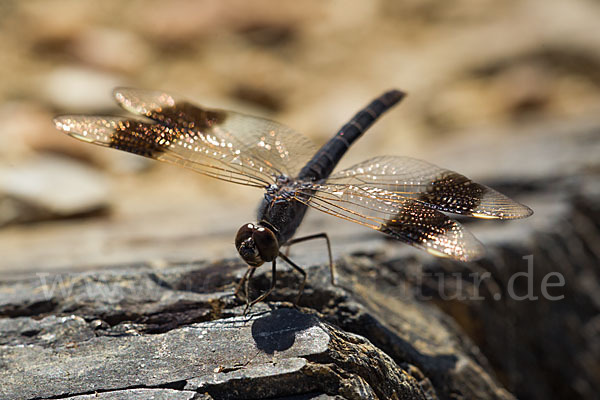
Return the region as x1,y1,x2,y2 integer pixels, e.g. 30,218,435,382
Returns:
0,0,599,399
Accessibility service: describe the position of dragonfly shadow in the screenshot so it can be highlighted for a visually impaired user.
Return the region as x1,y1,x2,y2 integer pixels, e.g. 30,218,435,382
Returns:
250,307,316,354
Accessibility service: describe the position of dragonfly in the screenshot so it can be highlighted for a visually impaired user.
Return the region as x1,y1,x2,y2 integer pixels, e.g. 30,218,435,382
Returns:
54,88,533,307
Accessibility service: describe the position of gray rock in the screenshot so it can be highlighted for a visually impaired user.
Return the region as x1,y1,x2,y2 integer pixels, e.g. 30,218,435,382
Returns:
0,294,429,399
63,388,198,400
0,249,512,400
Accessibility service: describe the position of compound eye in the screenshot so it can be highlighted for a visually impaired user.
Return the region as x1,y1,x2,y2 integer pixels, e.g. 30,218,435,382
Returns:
235,223,255,250
253,227,279,262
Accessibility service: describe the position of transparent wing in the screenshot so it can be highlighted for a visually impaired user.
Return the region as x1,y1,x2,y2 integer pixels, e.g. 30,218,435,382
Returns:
294,188,485,261
321,155,533,219
54,87,318,188
293,155,533,261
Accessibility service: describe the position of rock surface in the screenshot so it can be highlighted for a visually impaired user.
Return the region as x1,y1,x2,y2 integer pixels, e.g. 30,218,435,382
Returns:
1,256,511,399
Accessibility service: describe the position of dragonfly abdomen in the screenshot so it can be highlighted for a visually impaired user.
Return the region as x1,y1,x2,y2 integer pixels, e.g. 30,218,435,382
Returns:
298,89,405,181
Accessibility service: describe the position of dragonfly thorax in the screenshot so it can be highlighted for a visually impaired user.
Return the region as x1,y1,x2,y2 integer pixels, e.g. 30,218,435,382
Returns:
235,223,279,267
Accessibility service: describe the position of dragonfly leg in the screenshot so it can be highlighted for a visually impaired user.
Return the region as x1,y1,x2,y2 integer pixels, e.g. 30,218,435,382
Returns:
284,233,336,286
279,253,307,305
243,267,258,310
234,266,254,300
246,260,278,310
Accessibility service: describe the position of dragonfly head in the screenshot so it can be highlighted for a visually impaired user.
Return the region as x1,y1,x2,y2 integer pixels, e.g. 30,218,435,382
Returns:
235,223,279,267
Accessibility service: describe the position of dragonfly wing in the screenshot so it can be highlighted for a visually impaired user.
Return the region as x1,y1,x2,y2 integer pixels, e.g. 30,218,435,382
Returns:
323,155,533,219
294,186,485,261
54,88,318,187
54,115,273,187
113,87,317,178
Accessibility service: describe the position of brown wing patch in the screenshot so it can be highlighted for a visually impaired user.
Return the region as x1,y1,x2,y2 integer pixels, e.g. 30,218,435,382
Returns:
379,200,484,261
381,201,452,242
419,171,483,214
143,102,226,132
113,88,227,131
420,171,532,219
109,120,167,157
